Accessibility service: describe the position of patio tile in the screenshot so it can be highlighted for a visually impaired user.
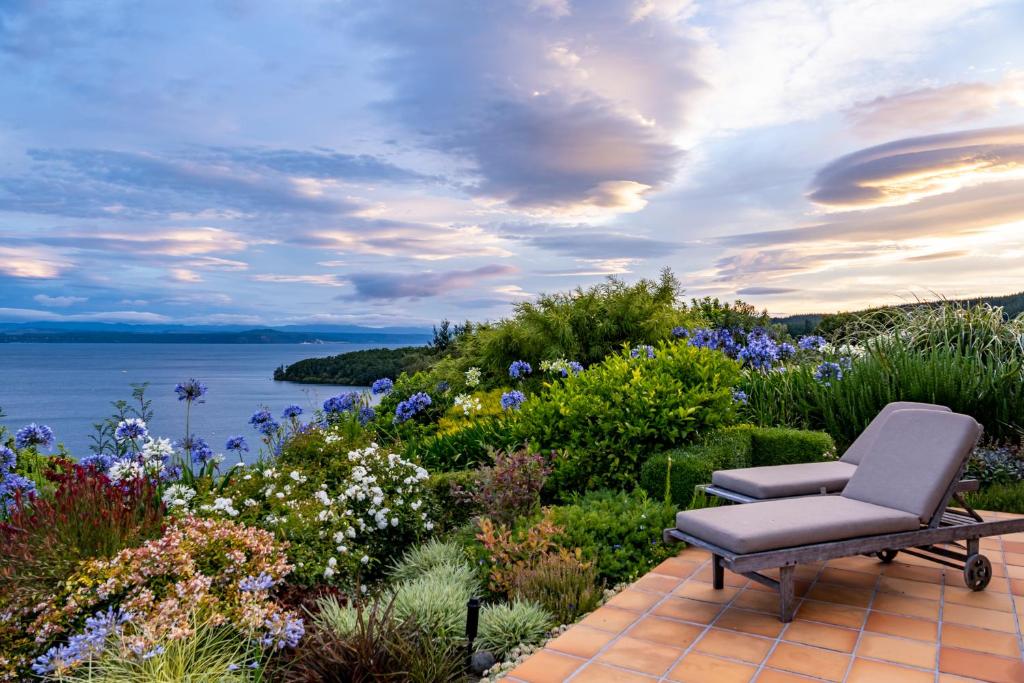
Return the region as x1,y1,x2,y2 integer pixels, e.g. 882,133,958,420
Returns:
870,592,940,620
781,619,859,652
632,572,684,594
847,658,935,682
507,650,585,682
571,663,656,682
732,587,785,614
879,562,946,584
864,611,938,641
579,606,640,633
597,635,682,676
806,582,874,608
715,607,787,638
765,642,851,681
939,647,1024,683
825,554,884,574
794,599,866,628
604,588,662,613
673,580,740,604
818,566,880,589
755,669,823,682
856,632,937,669
652,557,702,579
546,625,617,658
626,615,703,648
695,565,749,587
941,602,1019,633
940,623,1022,658
877,575,942,600
651,596,722,624
1010,578,1024,597
943,585,1015,612
666,652,756,683
693,628,773,664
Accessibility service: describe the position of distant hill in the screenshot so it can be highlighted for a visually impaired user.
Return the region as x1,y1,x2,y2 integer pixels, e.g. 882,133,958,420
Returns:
0,322,432,345
274,346,438,385
775,291,1024,337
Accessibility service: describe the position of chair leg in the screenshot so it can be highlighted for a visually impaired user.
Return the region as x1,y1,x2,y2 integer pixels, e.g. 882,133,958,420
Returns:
779,565,796,622
712,554,724,589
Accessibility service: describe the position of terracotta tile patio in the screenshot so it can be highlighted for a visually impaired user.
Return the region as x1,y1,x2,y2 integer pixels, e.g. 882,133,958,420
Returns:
507,512,1024,683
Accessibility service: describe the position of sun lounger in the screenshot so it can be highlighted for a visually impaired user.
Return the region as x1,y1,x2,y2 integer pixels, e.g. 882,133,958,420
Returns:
704,402,980,504
665,409,1019,622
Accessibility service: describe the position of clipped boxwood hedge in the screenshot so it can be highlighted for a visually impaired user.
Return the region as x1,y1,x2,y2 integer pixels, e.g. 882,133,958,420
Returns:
639,425,835,507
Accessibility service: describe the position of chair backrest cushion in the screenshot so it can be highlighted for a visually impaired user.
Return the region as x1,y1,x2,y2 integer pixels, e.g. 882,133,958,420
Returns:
840,401,951,465
841,410,981,523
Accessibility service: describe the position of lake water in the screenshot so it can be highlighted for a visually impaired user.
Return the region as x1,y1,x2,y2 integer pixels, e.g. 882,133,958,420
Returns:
0,343,381,460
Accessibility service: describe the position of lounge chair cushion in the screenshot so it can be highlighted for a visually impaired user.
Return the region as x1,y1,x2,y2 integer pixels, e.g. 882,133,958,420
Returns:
711,461,857,499
675,496,919,554
842,410,981,523
839,401,951,465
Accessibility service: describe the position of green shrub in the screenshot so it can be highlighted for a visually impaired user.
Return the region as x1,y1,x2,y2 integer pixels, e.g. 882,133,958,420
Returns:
407,417,522,472
389,539,470,584
511,554,602,625
475,601,553,658
520,341,741,491
749,427,835,466
424,469,481,530
966,482,1024,514
546,490,677,584
389,567,478,642
639,427,754,507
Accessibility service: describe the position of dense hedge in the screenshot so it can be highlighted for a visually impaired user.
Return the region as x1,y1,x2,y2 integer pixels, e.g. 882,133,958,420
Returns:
273,346,436,385
425,469,480,531
638,426,835,507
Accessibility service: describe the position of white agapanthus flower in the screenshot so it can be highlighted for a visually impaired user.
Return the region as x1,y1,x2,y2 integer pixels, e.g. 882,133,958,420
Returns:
465,366,482,387
162,484,196,511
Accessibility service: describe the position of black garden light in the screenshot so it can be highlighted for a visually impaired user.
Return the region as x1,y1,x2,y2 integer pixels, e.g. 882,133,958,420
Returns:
465,596,480,655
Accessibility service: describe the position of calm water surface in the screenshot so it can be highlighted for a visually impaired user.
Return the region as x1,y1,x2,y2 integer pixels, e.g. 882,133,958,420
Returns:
0,343,379,459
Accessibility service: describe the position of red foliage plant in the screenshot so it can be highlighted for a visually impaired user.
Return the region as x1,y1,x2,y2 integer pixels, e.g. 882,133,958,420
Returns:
456,448,552,525
0,459,166,611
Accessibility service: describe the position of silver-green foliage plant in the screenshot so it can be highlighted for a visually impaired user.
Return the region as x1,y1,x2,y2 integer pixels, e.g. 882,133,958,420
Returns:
388,538,469,584
475,600,553,659
389,564,478,642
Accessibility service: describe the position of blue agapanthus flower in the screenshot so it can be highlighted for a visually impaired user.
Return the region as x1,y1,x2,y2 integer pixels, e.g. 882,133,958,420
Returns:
323,392,360,414
630,345,655,359
500,390,526,411
249,409,280,435
393,392,432,424
686,328,741,357
79,453,115,472
0,472,37,513
239,572,276,592
0,445,16,472
15,423,54,450
671,326,688,338
261,614,304,650
798,335,827,352
358,406,375,426
814,361,844,386
114,418,148,442
177,434,214,466
731,389,749,405
32,608,131,675
435,380,450,393
281,405,303,419
508,360,532,379
779,342,797,358
738,331,780,371
174,378,208,403
371,377,394,395
225,435,249,453
563,360,584,377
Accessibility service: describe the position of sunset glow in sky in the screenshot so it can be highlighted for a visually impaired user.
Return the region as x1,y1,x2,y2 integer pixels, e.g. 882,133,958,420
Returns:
2,0,1023,326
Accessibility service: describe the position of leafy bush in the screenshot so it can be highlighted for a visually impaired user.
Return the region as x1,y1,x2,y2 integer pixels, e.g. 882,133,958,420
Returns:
455,449,551,525
966,442,1024,488
965,482,1024,515
548,490,677,584
476,601,553,659
520,340,741,491
424,469,481,530
389,568,477,643
405,417,521,472
512,554,602,625
277,421,372,471
749,427,835,466
388,538,470,584
476,510,580,596
274,346,436,385
639,427,754,507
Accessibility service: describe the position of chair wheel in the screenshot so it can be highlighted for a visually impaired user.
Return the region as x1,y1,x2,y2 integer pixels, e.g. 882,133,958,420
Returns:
963,554,992,591
876,549,898,564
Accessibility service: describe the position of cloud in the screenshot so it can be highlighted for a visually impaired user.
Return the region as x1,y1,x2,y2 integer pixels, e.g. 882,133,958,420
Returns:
33,294,87,307
0,245,72,278
200,147,431,184
297,221,512,261
846,72,1024,135
902,250,970,263
0,307,171,323
344,264,517,300
169,268,202,283
251,273,347,287
35,227,257,257
501,223,684,259
736,286,798,295
358,0,702,212
807,126,1024,210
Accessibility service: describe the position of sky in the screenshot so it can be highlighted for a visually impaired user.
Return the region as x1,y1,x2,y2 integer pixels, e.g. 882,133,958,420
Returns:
1,0,1023,327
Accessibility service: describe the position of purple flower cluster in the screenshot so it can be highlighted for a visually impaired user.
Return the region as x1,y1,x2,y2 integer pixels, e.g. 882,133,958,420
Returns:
239,572,277,592
226,435,249,453
15,423,54,450
1,445,37,513
174,378,208,403
731,389,749,405
500,390,526,411
323,392,360,414
371,377,394,395
358,406,375,426
32,608,131,675
281,405,303,419
508,360,532,379
393,392,432,424
737,331,779,371
671,326,688,338
114,418,148,443
687,328,742,356
178,434,215,466
630,345,655,359
0,445,15,472
814,361,844,386
798,335,827,352
261,613,304,650
78,453,115,472
249,408,280,436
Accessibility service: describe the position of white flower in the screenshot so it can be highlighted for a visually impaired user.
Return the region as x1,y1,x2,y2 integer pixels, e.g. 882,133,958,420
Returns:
327,557,337,568
162,484,195,508
244,498,258,507
425,521,434,531
465,366,481,388
390,517,399,527
360,555,369,565
108,458,143,483
323,566,335,579
211,497,239,517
